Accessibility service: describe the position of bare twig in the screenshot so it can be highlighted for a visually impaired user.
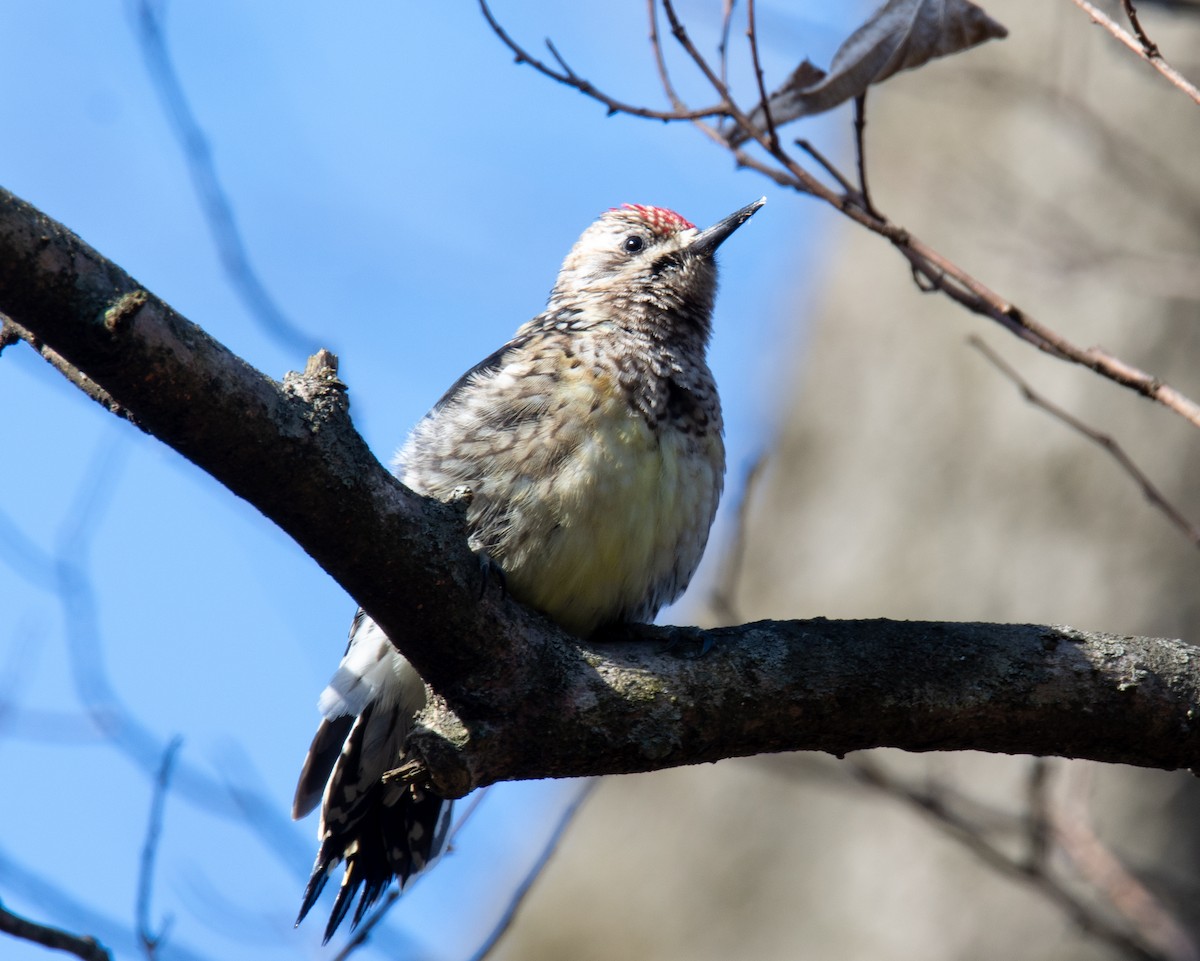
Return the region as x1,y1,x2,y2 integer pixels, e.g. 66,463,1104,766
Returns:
1,317,131,421
466,781,598,961
717,0,736,91
853,93,878,216
1023,757,1052,872
662,0,1200,427
334,783,589,961
658,0,800,161
1123,0,1162,54
846,757,1167,961
899,236,1200,429
745,0,778,151
0,848,218,961
0,315,18,354
480,3,1200,433
0,899,112,961
0,430,311,879
793,139,857,195
646,0,691,115
1056,766,1200,961
1067,0,1200,105
970,336,1200,548
478,0,727,121
137,737,183,960
132,0,318,355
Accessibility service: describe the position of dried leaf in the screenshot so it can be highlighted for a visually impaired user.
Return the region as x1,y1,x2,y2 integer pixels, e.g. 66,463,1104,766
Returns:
774,59,829,102
729,0,1007,145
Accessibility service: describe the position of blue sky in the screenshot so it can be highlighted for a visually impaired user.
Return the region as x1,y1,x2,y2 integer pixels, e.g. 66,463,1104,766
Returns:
0,3,857,959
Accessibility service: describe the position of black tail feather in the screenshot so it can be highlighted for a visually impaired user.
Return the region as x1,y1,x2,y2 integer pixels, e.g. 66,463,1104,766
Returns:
294,702,452,942
293,714,355,820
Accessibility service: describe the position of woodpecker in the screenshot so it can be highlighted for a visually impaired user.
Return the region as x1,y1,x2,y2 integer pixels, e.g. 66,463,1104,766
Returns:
292,197,765,941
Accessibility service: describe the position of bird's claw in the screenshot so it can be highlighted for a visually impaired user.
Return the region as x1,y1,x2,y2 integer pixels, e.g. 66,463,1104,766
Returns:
476,549,507,600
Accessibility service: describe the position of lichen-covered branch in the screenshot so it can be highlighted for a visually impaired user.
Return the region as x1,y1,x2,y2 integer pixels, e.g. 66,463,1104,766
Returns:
408,619,1200,797
3,186,1199,802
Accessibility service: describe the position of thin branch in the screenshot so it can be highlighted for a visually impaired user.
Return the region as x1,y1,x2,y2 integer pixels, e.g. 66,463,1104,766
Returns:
970,336,1200,548
0,315,18,354
132,0,318,355
717,0,736,91
853,93,878,216
652,0,1200,427
2,316,131,422
845,757,1169,961
1123,0,1162,54
480,4,1200,433
0,899,112,961
658,0,797,160
0,346,312,880
1055,766,1200,961
477,0,728,121
898,235,1200,428
647,0,691,116
793,139,857,194
466,780,598,961
745,0,778,151
1067,0,1200,105
1023,757,1052,872
137,737,183,960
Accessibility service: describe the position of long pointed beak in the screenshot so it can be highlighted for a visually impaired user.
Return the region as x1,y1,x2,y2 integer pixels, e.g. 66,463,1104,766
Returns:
689,197,766,257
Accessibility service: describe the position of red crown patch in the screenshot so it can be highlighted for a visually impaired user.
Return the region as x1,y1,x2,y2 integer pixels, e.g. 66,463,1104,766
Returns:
617,204,695,235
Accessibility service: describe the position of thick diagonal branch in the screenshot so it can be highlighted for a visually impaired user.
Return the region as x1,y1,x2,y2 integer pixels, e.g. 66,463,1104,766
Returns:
0,186,533,695
3,187,1199,799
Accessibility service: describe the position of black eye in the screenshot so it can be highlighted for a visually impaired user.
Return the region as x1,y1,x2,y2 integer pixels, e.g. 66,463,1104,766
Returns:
623,235,644,253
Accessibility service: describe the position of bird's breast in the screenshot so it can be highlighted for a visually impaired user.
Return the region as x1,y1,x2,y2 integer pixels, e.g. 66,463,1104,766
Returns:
492,363,724,636
400,347,724,638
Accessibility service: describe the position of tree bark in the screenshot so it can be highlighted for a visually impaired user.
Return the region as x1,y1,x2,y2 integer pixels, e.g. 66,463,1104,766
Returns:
3,186,1198,798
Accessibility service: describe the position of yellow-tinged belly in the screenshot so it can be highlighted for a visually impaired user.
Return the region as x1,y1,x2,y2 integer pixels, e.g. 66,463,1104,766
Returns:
501,396,722,636
399,351,724,638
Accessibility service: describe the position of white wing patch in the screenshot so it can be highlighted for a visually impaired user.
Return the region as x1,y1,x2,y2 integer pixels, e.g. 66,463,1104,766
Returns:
317,614,419,719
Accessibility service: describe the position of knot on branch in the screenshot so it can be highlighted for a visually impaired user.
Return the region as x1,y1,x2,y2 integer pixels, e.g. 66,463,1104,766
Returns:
102,289,149,334
282,349,349,421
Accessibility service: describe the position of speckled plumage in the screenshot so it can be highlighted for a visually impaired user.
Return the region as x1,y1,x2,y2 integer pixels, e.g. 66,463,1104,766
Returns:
293,198,764,941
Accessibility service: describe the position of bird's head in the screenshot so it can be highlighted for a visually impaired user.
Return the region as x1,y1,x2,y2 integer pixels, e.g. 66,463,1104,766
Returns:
549,198,765,340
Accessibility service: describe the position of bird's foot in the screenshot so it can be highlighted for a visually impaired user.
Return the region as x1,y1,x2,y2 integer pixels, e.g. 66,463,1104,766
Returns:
476,548,507,600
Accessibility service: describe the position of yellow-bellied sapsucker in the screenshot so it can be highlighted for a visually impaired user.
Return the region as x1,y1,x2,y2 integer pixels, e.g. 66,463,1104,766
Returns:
292,198,765,941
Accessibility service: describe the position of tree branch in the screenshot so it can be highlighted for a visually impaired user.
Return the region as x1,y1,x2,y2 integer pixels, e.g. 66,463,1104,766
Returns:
1068,0,1200,105
0,186,525,697
483,1,1200,434
4,187,1200,802
0,899,111,961
969,336,1200,548
407,619,1200,796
